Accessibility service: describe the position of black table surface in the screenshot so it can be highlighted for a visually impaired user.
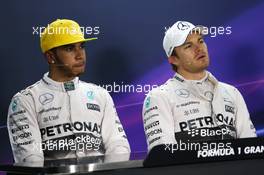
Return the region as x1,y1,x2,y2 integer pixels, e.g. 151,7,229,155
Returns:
2,138,264,175
97,158,264,175
1,158,264,175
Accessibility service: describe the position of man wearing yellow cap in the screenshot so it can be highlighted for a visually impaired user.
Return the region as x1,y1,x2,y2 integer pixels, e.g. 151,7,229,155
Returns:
7,19,130,163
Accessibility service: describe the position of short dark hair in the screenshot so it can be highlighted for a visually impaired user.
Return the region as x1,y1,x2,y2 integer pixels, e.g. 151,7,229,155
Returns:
170,49,178,72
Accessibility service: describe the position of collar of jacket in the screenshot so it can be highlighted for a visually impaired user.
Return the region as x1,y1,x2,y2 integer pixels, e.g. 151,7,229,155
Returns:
41,72,79,92
173,71,219,86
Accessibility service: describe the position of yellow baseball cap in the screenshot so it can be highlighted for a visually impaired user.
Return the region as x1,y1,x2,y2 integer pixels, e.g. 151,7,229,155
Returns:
40,19,97,53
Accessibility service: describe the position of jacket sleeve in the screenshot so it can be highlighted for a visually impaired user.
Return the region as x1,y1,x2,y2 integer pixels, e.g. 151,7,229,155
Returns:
142,90,176,151
7,92,44,163
234,88,257,138
101,91,130,155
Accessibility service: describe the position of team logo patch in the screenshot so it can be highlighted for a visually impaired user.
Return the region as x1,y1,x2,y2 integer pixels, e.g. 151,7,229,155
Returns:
87,91,94,101
64,81,75,91
174,75,184,82
177,21,190,31
175,89,190,98
145,97,151,109
204,91,214,101
39,93,54,105
11,98,18,112
225,105,235,114
86,103,100,112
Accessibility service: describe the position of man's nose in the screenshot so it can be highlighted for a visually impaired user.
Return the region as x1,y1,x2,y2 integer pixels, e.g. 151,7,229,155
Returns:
194,44,202,53
75,48,85,60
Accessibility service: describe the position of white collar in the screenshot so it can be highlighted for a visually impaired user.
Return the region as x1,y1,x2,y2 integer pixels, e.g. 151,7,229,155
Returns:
41,72,79,92
173,71,218,85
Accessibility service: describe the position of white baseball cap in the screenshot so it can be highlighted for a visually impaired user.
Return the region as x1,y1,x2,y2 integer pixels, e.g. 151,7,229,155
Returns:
163,21,206,57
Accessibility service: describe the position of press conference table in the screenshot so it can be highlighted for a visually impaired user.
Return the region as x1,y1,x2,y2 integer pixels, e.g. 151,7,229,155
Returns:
1,138,264,175
1,158,264,175
92,159,264,175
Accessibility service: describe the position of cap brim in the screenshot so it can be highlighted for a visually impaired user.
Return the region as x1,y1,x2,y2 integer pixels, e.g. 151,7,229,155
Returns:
84,37,98,42
44,37,98,53
60,37,98,47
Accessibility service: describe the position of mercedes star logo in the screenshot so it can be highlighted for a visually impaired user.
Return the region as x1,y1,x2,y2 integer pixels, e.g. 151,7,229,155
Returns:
177,21,190,31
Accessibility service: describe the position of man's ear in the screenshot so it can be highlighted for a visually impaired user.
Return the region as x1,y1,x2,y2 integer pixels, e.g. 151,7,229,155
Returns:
168,55,179,66
45,51,55,64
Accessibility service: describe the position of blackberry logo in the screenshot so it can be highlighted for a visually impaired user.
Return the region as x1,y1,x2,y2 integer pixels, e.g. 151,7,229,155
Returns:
188,129,200,137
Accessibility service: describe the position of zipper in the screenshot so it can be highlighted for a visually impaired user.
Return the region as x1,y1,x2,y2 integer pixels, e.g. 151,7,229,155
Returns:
66,91,80,160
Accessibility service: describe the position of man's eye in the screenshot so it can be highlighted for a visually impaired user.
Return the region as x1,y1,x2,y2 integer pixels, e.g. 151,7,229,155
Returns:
199,39,204,43
65,47,73,51
184,44,191,49
80,44,86,49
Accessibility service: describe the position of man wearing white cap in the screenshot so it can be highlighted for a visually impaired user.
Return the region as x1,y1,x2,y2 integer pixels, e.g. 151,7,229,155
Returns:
7,19,130,163
142,21,256,151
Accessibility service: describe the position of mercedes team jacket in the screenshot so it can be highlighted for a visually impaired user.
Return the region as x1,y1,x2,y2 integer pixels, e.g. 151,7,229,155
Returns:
142,72,256,151
7,73,130,163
